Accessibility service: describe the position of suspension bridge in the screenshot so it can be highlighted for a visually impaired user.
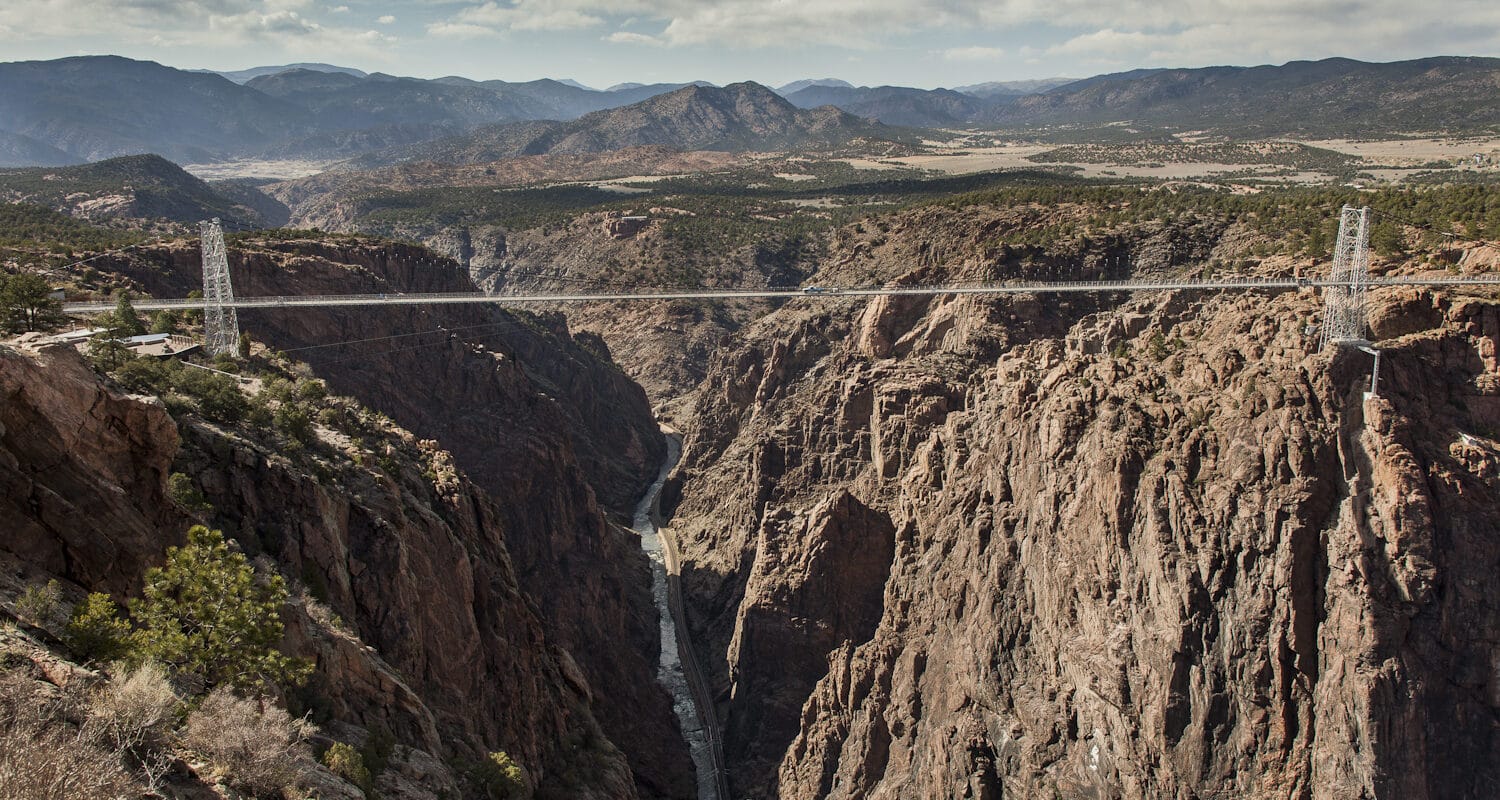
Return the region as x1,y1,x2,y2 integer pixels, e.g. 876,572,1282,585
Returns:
55,206,1500,372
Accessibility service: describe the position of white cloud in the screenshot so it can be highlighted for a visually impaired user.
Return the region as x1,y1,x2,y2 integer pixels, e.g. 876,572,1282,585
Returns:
943,46,1005,62
1049,28,1161,58
605,31,662,46
416,0,1500,59
0,0,398,60
427,21,493,38
430,0,605,36
1,0,1499,81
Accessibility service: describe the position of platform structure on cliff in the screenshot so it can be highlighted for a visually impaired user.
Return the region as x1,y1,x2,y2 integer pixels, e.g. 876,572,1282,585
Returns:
1319,205,1373,350
200,218,240,357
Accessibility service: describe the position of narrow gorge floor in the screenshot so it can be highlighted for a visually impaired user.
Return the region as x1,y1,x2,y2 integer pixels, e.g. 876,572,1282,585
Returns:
634,433,722,800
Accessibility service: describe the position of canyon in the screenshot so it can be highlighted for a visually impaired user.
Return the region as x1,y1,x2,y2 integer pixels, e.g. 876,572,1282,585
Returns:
4,185,1500,799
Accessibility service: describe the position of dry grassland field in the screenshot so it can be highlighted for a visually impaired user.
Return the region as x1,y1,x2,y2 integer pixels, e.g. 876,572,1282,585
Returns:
182,159,340,180
844,134,1500,184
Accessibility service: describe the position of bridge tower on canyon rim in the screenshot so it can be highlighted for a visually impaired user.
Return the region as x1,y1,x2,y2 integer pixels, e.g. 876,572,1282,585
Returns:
1319,205,1373,350
200,218,240,357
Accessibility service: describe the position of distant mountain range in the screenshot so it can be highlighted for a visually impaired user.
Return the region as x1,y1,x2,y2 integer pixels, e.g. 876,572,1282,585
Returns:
197,62,368,84
0,57,751,164
351,82,902,167
951,78,1078,98
784,85,987,128
0,55,1497,168
776,78,854,95
782,58,1500,130
0,130,82,168
0,56,318,163
987,57,1500,134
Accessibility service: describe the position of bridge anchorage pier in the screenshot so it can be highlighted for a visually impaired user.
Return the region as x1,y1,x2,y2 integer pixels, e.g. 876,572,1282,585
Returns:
199,218,240,357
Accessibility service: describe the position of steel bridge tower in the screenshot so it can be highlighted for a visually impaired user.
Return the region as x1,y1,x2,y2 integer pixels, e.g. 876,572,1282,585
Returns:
200,218,240,356
1319,205,1372,349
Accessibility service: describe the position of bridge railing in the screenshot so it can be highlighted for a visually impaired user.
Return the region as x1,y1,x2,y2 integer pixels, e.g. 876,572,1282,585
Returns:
57,273,1500,314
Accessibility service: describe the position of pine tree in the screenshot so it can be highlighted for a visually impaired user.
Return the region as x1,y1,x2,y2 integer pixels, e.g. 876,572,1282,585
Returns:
130,526,311,692
111,292,147,337
0,272,66,333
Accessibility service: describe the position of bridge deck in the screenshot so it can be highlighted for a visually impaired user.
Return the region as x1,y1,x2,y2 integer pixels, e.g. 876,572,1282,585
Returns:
60,275,1500,314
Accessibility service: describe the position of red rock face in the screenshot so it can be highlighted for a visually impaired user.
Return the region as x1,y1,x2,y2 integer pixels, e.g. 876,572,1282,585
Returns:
668,205,1500,797
0,344,187,595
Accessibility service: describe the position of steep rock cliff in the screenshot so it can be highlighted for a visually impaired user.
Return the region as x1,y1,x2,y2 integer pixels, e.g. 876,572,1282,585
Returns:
0,342,636,797
92,237,692,798
666,202,1500,798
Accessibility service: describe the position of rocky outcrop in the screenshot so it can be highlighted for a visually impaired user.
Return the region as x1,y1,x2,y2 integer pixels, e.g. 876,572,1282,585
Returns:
0,343,188,594
666,201,1500,798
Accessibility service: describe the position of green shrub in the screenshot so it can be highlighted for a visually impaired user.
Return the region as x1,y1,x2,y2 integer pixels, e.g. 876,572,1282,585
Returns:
0,273,66,333
167,472,212,515
112,355,173,393
1147,331,1168,361
274,404,315,445
360,727,395,777
64,592,134,663
148,310,179,335
87,335,134,372
246,395,274,427
323,741,374,794
173,368,248,424
130,526,311,692
297,379,328,403
110,293,146,337
182,685,314,797
473,750,528,800
15,579,65,629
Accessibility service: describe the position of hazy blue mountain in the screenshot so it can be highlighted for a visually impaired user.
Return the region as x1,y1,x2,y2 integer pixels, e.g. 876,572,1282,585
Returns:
413,76,702,120
784,85,987,127
952,78,1076,98
776,78,855,95
202,63,368,84
987,56,1500,134
608,82,718,106
0,55,318,163
246,69,554,129
0,130,83,168
477,78,621,119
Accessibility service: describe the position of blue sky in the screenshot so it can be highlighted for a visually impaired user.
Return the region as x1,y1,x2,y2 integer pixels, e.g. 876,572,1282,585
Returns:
2,1,1498,88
